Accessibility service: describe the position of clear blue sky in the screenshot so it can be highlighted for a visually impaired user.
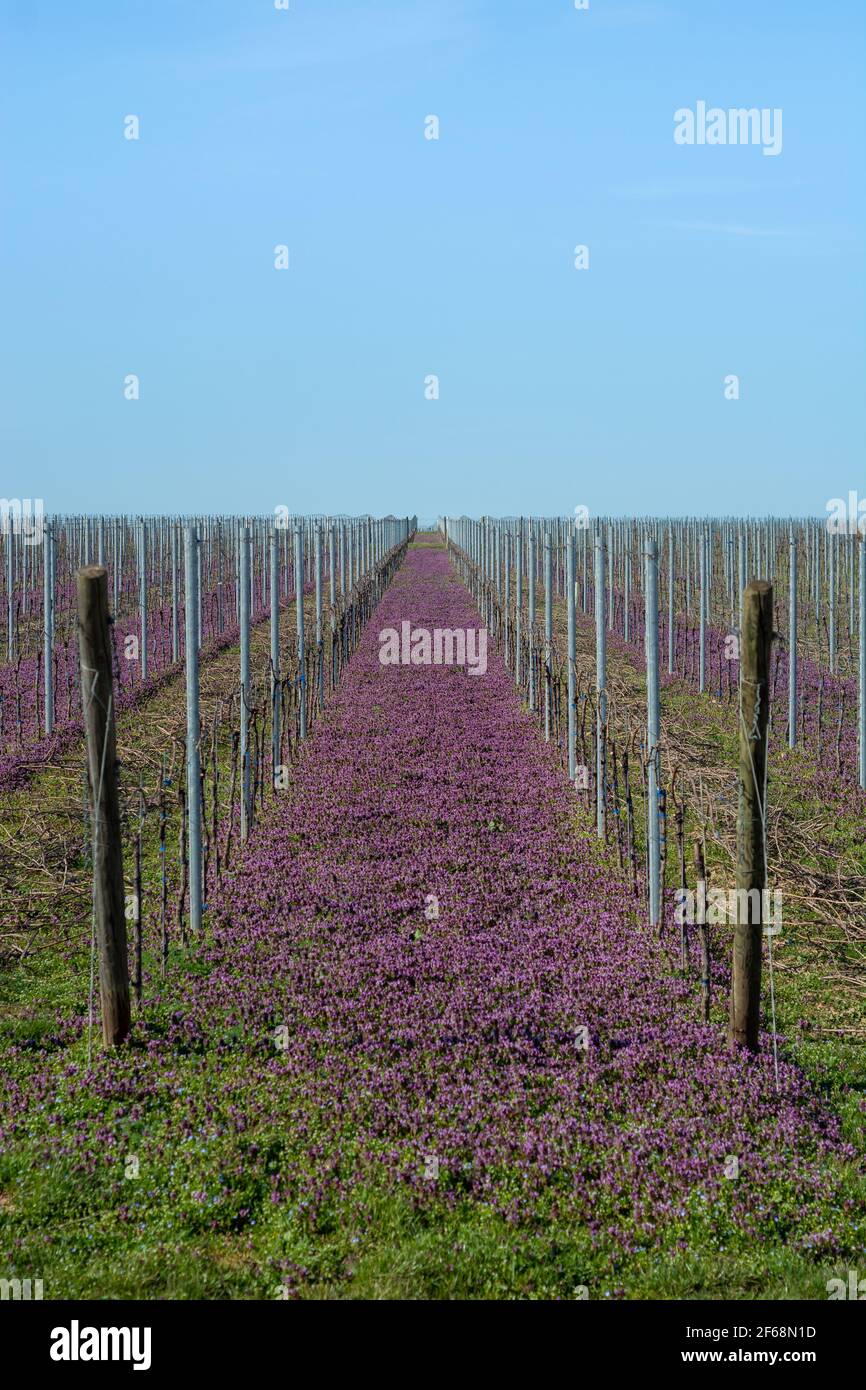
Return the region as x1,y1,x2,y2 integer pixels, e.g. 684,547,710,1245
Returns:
2,0,863,518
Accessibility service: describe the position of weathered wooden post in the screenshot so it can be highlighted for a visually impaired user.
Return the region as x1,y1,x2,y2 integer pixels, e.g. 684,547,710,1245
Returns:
730,579,773,1052
76,565,131,1046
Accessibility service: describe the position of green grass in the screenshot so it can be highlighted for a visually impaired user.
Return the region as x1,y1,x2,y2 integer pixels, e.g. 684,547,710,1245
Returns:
2,570,865,1300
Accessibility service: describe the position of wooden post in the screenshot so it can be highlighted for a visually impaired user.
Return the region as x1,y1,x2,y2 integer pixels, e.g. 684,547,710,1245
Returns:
76,565,131,1046
730,579,773,1052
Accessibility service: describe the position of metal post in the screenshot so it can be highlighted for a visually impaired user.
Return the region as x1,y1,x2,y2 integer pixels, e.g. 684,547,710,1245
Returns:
240,527,251,840
528,528,536,712
699,530,706,694
544,533,552,741
139,520,148,681
860,538,866,788
271,530,281,788
295,524,306,741
315,524,323,712
668,527,675,675
623,537,631,645
829,531,836,674
595,533,606,840
5,522,12,662
645,540,661,926
171,524,179,664
184,526,202,932
567,526,576,781
42,523,54,735
788,533,797,748
515,528,523,689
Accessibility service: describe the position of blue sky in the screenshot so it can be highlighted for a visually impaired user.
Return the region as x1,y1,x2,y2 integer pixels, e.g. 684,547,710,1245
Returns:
2,0,863,518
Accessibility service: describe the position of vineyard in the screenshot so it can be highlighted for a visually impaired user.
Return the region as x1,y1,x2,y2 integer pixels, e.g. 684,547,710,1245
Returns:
0,514,864,1300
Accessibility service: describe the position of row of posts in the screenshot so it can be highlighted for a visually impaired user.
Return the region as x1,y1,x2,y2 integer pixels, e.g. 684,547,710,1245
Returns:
11,513,409,733
76,514,415,1044
444,515,866,790
8,513,865,771
446,516,781,1055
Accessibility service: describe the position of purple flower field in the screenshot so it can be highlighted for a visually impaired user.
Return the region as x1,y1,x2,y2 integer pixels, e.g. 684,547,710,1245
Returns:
1,543,862,1298
210,549,851,1233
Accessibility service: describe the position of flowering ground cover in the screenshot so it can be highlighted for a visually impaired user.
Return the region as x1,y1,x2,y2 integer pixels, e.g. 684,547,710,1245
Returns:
545,589,866,1098
0,541,863,1299
0,579,301,794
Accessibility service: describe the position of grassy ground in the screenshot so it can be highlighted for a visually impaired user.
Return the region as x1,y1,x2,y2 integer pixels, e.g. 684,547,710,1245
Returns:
1,545,864,1300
